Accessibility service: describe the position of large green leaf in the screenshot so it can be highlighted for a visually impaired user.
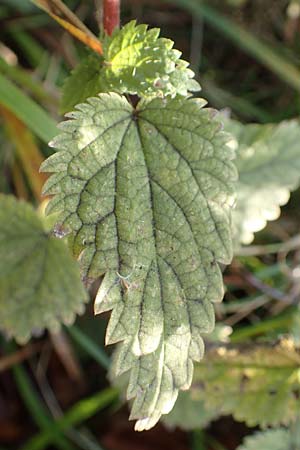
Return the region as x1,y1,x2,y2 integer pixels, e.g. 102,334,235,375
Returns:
192,339,300,427
237,429,291,450
61,21,200,113
0,195,88,343
41,92,236,430
226,120,300,245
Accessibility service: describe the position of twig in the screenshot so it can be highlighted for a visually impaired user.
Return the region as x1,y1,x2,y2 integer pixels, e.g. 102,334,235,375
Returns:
0,343,43,372
50,330,84,384
242,270,292,303
235,234,300,256
225,295,270,327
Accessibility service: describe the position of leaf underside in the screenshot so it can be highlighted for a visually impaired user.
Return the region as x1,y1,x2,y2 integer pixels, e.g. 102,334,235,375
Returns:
41,93,236,430
193,339,300,427
0,195,88,343
61,21,200,113
226,119,300,245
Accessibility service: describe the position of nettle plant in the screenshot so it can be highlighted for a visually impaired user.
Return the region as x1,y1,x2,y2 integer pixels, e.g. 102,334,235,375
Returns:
41,3,237,430
2,0,300,436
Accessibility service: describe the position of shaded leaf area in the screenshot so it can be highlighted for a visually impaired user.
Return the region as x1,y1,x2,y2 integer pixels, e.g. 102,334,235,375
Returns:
61,21,200,113
237,429,291,450
0,195,88,343
191,339,300,427
61,54,106,115
225,119,300,245
41,92,236,430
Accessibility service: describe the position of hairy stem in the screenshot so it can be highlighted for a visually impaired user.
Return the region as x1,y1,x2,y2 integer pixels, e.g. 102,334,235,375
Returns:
103,0,120,35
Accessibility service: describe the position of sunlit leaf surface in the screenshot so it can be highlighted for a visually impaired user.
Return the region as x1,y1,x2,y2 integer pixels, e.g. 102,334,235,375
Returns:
41,92,236,429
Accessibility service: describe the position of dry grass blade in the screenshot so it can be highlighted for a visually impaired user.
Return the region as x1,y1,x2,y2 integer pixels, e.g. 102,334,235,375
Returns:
50,331,84,384
0,106,48,202
31,0,103,55
0,343,43,373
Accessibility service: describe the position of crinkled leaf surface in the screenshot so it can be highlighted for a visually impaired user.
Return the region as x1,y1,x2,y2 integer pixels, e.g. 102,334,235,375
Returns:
41,92,236,430
226,119,300,245
237,429,291,450
0,195,88,343
61,21,200,113
102,20,200,97
192,339,300,427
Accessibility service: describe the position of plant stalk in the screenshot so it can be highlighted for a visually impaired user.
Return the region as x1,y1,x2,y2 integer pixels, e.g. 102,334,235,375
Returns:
103,0,120,35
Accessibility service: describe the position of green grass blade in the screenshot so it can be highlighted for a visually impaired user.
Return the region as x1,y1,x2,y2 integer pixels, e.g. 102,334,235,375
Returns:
168,0,300,93
66,430,106,450
191,430,206,450
22,387,119,450
13,365,50,430
0,73,57,143
68,326,110,370
13,364,74,450
0,56,57,105
10,30,46,68
230,309,295,343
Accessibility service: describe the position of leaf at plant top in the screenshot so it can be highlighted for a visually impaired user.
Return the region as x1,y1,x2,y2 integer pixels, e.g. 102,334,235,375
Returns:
102,20,200,97
61,21,200,113
41,92,236,430
0,195,88,343
225,119,300,245
237,429,291,450
162,390,219,430
192,339,300,427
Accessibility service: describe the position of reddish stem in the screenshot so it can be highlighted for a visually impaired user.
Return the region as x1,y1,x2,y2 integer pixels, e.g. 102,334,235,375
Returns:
103,0,120,35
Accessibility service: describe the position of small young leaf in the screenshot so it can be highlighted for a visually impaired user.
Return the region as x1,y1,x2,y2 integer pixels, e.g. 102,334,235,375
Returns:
41,93,236,429
193,339,300,427
102,20,200,97
0,195,88,343
237,429,291,450
60,21,200,112
226,119,300,245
